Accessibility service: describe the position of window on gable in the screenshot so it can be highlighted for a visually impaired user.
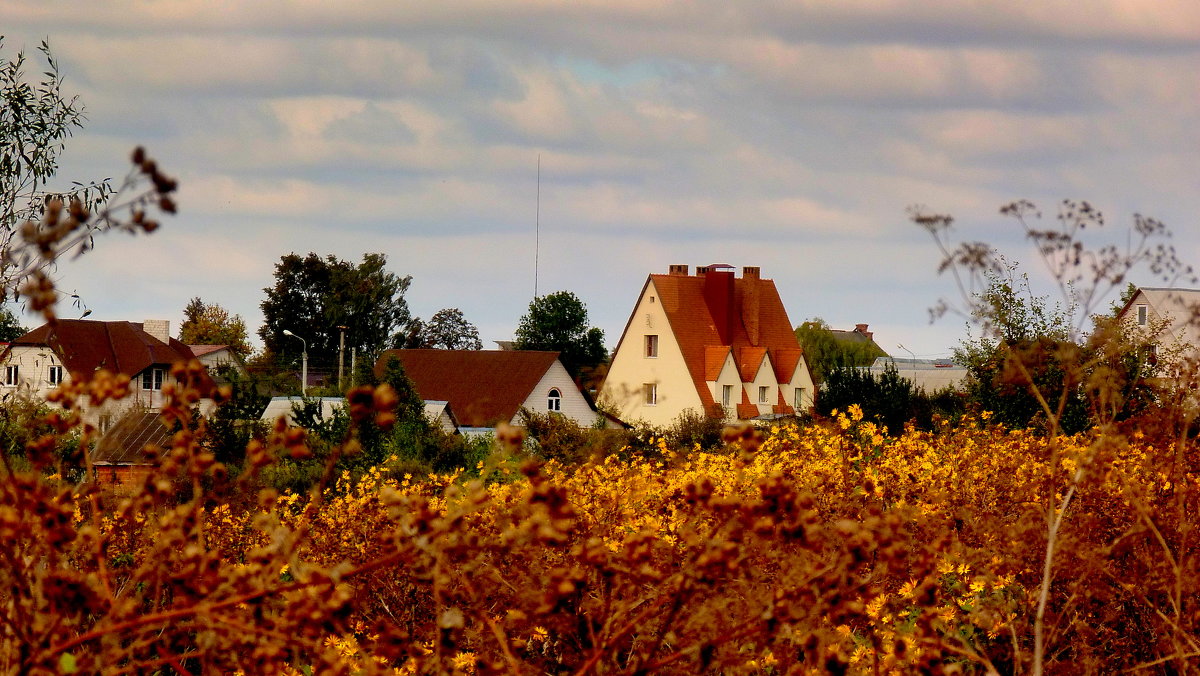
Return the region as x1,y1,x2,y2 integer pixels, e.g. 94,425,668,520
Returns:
142,368,164,391
758,386,769,404
547,388,562,411
1137,305,1148,326
48,365,63,385
795,387,807,409
643,383,657,406
722,384,733,407
4,365,18,386
645,334,658,358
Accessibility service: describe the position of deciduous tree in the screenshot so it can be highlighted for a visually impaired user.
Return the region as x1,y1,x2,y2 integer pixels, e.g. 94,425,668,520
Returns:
259,252,412,372
405,308,482,350
179,297,251,357
514,290,607,379
794,318,887,385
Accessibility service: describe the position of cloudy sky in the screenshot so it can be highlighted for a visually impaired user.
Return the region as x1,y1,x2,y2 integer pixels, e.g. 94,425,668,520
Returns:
5,1,1199,360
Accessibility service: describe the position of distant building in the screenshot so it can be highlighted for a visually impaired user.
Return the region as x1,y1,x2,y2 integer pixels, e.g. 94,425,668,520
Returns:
867,357,966,392
1115,287,1200,366
601,264,815,426
374,349,619,436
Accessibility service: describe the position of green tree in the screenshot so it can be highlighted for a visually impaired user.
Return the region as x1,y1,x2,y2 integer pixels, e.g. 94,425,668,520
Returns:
179,297,252,357
0,304,25,342
514,291,607,379
1,38,113,296
794,318,887,385
258,252,412,375
424,308,483,350
953,270,1090,433
405,307,483,350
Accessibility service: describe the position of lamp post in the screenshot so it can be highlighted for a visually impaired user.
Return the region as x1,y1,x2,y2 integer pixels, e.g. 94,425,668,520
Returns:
283,329,308,396
897,343,916,382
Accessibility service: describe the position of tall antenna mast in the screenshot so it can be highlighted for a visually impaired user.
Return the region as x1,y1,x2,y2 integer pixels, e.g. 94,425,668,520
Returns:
534,153,540,299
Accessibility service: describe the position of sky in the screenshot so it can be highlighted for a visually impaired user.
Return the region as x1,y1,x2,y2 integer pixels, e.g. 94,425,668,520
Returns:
5,1,1199,361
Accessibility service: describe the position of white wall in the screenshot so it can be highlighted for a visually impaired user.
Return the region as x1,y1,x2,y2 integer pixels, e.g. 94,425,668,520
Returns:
600,279,703,426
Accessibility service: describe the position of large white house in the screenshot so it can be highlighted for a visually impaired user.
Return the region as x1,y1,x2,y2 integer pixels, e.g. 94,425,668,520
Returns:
600,264,815,426
0,319,205,431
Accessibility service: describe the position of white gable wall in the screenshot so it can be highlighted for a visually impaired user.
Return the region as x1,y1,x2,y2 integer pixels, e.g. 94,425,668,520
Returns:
516,359,600,427
708,354,742,421
601,279,702,426
785,356,816,412
745,354,778,418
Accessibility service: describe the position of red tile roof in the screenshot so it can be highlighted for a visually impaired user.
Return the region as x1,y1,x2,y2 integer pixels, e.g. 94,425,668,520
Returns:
6,320,197,381
374,349,563,428
625,267,807,411
187,344,229,357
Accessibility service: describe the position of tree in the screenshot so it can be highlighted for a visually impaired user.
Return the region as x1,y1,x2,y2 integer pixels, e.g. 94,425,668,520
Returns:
0,304,25,342
259,252,412,375
953,270,1090,433
513,291,607,379
794,318,887,385
1,39,176,315
1,38,109,296
179,297,252,357
404,308,482,350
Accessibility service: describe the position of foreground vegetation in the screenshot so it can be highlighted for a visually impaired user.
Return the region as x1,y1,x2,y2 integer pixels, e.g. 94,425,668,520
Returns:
2,364,1197,673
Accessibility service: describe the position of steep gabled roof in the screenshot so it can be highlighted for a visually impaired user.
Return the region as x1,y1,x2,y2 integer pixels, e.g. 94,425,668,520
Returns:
643,267,804,410
374,349,562,428
7,320,196,381
736,347,768,382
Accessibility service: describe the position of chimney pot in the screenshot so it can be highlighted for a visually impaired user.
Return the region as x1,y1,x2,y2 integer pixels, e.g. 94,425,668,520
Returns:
669,264,689,276
742,266,760,279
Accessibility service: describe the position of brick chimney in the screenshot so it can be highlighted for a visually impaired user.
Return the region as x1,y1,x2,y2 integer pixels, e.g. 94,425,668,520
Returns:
855,323,873,340
668,264,688,276
702,264,736,344
742,267,760,344
143,319,171,344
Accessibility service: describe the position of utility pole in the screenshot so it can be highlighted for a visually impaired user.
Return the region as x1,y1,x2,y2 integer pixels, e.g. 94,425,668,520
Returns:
337,326,347,391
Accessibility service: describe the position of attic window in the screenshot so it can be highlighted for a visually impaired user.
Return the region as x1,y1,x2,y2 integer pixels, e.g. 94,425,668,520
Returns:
758,386,769,404
649,296,655,303
1137,305,1148,326
645,335,658,358
547,388,562,412
722,384,733,408
142,368,164,391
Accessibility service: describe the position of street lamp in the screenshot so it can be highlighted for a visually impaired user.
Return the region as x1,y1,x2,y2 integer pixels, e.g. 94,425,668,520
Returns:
283,329,308,396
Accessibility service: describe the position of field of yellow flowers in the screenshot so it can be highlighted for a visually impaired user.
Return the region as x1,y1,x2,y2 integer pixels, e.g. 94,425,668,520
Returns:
4,379,1197,673
67,404,1194,673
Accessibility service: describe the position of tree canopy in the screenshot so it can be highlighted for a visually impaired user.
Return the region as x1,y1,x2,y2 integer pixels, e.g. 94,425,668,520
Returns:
1,38,113,298
0,305,25,342
403,308,483,350
514,291,607,379
794,318,887,385
179,298,252,357
259,252,412,374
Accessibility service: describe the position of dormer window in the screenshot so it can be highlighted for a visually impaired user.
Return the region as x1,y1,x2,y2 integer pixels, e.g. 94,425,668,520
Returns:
142,368,164,391
758,386,769,404
547,388,561,411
